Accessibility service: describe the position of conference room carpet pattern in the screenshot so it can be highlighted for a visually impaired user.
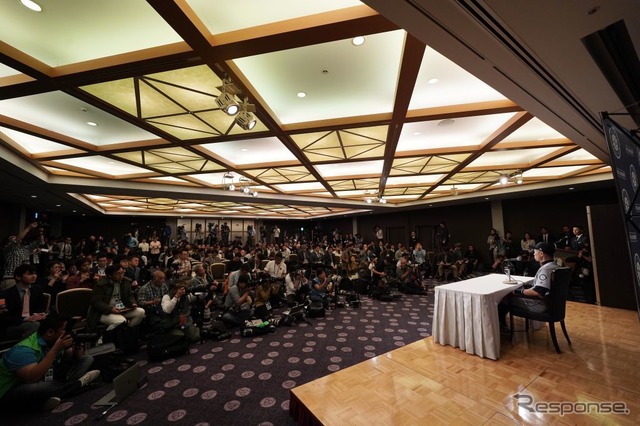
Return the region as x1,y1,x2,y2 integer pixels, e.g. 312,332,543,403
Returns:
15,292,434,425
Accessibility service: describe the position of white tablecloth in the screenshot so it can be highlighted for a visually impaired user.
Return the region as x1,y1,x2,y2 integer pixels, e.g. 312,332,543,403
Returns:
432,274,533,360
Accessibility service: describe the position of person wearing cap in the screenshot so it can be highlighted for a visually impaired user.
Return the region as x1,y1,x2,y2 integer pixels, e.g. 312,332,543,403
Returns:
498,241,559,332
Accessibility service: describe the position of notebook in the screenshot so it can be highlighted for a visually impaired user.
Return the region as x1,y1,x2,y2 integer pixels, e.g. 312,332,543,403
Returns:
93,363,142,407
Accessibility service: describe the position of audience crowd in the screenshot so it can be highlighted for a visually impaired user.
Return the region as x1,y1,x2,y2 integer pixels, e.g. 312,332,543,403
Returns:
0,220,595,411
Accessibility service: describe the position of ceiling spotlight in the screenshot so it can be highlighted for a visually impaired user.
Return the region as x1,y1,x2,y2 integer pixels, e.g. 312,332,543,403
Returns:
450,186,459,196
251,190,258,198
516,176,523,184
499,175,509,185
20,0,42,12
215,91,239,116
236,111,256,130
365,197,372,205
352,36,365,46
427,78,439,84
241,186,250,194
228,183,235,191
379,197,387,204
297,92,307,98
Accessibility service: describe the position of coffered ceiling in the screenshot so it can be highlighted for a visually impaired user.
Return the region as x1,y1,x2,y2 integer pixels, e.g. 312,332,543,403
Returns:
1,0,631,218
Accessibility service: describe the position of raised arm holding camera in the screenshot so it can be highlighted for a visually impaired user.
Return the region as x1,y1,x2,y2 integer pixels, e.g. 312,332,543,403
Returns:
0,313,100,412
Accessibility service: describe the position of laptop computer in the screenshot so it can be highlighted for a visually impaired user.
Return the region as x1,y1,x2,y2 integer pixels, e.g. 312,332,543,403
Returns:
94,363,142,407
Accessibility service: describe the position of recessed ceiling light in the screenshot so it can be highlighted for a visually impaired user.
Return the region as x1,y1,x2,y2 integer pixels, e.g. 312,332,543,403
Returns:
20,0,42,12
56,204,61,207
569,187,575,190
413,132,421,136
438,119,455,127
30,195,37,198
352,36,365,46
72,210,77,213
86,121,98,127
485,197,490,200
427,78,439,84
240,148,248,152
297,92,307,98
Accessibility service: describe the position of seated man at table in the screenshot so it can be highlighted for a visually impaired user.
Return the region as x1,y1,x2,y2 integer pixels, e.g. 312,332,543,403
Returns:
498,242,559,333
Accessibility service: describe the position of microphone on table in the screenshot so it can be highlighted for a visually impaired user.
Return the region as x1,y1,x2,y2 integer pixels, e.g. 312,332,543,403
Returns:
501,257,521,284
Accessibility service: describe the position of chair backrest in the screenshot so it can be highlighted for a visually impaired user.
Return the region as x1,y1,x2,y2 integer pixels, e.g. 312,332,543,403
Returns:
549,267,571,321
56,288,93,318
42,292,51,313
210,262,226,280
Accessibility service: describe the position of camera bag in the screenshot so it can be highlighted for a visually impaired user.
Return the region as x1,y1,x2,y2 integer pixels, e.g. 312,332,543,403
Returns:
147,333,189,361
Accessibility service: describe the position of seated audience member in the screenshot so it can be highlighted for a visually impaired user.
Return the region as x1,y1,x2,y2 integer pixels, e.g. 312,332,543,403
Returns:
555,225,572,249
412,243,426,267
253,274,280,320
0,265,47,340
284,268,309,307
346,255,360,280
310,268,332,309
171,249,193,279
36,261,68,312
124,255,145,289
463,245,480,275
537,227,554,245
520,232,536,253
489,254,506,274
498,242,559,332
161,279,199,342
0,313,100,412
370,254,388,287
137,270,169,330
224,263,250,295
87,264,145,332
451,243,465,279
222,274,254,327
65,258,94,289
264,252,287,279
436,248,458,281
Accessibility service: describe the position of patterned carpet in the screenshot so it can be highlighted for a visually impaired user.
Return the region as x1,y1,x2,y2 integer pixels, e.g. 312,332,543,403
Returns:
11,291,435,426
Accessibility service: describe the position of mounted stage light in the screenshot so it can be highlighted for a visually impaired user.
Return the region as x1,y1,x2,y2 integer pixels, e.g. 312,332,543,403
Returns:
236,111,256,130
215,91,239,116
499,175,509,185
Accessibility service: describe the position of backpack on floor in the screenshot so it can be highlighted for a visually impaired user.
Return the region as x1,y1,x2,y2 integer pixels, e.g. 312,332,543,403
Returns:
147,333,189,361
103,324,140,356
307,301,325,318
241,324,276,337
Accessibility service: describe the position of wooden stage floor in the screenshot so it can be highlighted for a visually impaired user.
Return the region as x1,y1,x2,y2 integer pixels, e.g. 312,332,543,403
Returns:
290,301,640,425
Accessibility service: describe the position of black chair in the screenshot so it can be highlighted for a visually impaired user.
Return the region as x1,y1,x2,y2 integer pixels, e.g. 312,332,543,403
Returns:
509,267,572,353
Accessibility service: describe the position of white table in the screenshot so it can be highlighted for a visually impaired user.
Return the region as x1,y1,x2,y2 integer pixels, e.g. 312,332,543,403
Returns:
432,274,533,360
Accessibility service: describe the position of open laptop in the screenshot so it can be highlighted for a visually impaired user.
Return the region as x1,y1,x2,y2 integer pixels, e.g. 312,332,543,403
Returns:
94,363,142,407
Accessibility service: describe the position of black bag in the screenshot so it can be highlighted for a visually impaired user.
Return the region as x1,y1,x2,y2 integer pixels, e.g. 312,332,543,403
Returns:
202,320,231,341
355,279,369,295
241,324,276,337
147,333,189,361
307,301,325,318
379,293,394,302
345,291,361,308
104,324,140,356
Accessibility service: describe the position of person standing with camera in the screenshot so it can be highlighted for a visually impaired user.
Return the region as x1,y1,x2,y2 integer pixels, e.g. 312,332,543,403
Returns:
0,313,100,412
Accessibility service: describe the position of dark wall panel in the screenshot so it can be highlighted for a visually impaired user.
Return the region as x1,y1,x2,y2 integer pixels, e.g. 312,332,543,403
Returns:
502,187,617,242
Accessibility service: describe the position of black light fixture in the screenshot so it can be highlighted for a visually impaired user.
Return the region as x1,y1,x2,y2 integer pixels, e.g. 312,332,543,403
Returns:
236,111,256,130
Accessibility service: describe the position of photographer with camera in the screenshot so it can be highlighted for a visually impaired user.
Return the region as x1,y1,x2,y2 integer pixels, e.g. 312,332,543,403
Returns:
285,267,309,307
161,278,199,342
253,273,280,320
310,268,332,309
222,274,254,327
36,261,68,312
0,313,100,412
396,255,427,295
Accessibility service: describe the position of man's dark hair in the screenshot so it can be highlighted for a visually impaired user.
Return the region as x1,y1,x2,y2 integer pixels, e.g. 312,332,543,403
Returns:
240,263,251,273
106,264,124,276
316,267,325,276
14,264,37,278
38,312,66,335
237,273,250,286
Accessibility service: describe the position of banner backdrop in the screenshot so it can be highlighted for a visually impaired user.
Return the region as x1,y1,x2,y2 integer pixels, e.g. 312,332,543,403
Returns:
602,114,640,320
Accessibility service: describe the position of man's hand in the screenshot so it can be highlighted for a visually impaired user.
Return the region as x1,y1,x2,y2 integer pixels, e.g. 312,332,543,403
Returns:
175,287,186,298
53,334,74,353
111,306,122,314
